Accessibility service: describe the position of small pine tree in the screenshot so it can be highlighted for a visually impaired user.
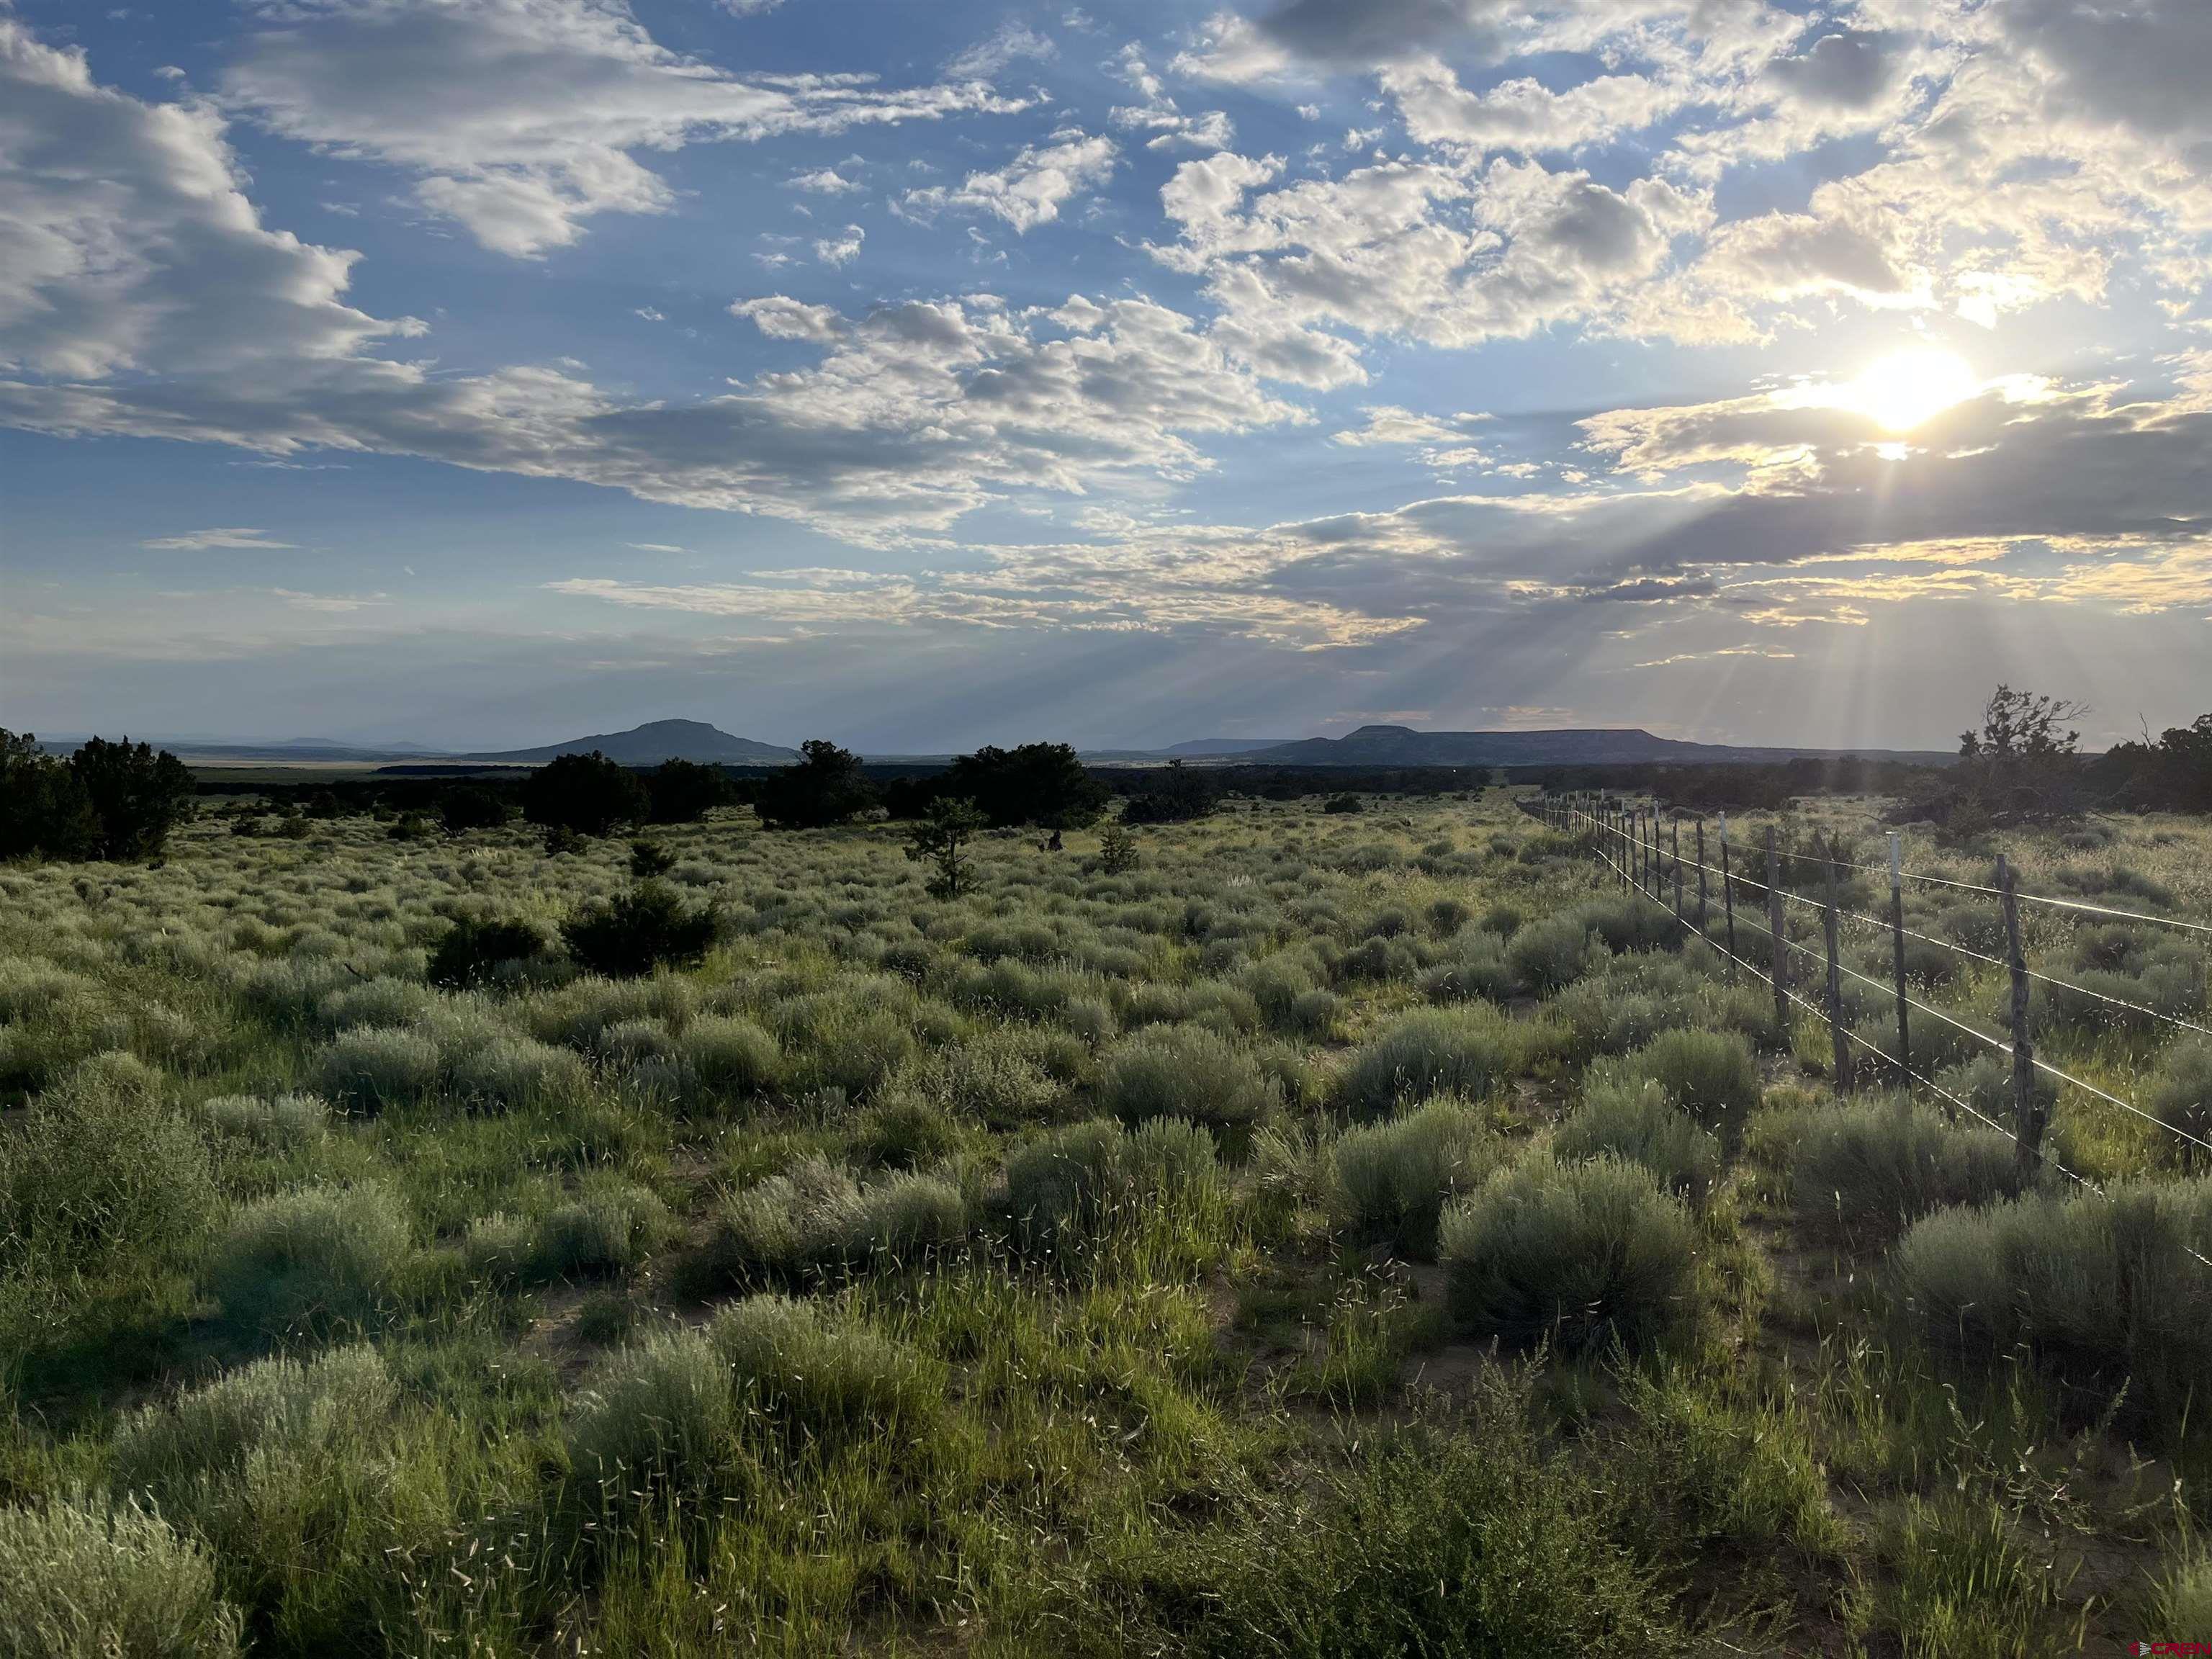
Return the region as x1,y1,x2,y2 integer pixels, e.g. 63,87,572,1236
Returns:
1095,822,1138,875
905,797,987,899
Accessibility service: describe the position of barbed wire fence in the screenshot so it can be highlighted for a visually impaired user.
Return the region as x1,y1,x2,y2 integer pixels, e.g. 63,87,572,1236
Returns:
1524,791,2212,1213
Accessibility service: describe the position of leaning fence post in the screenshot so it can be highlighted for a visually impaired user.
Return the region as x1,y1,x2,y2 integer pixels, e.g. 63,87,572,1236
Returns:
1765,825,1787,1032
1719,814,1737,964
1820,834,1854,1092
1889,832,1917,1104
1998,854,2044,1171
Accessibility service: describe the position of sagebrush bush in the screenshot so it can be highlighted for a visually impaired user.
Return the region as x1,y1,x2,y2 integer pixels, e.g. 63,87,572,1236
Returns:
1506,914,1601,992
1328,1096,1498,1257
2146,1038,2212,1166
205,1184,414,1334
678,1013,782,1105
1776,1094,2034,1243
316,1026,441,1113
1100,1022,1270,1132
1339,1006,1516,1120
1552,1077,1722,1205
1892,1177,2212,1424
565,1327,741,1509
198,1092,327,1150
1596,1028,1761,1143
0,1488,243,1659
1,1052,217,1267
1441,1156,1705,1354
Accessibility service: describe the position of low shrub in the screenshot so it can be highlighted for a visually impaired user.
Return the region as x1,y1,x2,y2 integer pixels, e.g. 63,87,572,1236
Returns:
1420,927,1516,1004
1891,1177,2212,1426
1,1053,218,1269
561,881,716,979
1328,1097,1499,1258
1440,1156,1705,1354
1778,1095,2034,1244
1552,1078,1722,1205
1100,1023,1270,1133
1506,914,1601,992
315,1027,442,1113
565,1327,742,1510
426,915,546,989
1596,1028,1761,1144
2146,1038,2212,1168
677,1013,783,1106
198,1092,328,1151
0,1488,242,1659
1339,1006,1516,1120
205,1184,414,1336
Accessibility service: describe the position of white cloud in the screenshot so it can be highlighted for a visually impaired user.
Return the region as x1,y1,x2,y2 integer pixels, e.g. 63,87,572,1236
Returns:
140,527,299,551
787,166,860,193
812,223,864,266
900,131,1118,232
217,0,1028,256
945,22,1057,81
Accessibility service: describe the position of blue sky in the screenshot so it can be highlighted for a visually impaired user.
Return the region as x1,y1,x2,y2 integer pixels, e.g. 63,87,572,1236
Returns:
3,0,2209,752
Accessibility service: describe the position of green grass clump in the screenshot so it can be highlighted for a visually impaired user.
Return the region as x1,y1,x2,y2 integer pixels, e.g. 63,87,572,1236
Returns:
1045,1386,1682,1655
1891,1177,2212,1426
1552,1077,1722,1205
709,1294,948,1454
1776,1094,2034,1244
1099,1023,1270,1133
1004,1117,1221,1263
0,1488,242,1658
205,1184,414,1336
1327,1097,1498,1258
1339,1006,1516,1120
1440,1155,1705,1354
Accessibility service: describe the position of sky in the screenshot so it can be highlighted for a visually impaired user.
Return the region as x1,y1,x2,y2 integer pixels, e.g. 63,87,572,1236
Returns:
3,0,2210,754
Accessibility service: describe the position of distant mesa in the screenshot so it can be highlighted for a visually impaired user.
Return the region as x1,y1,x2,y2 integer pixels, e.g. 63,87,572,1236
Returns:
468,719,799,766
1158,737,1296,757
1222,726,1956,768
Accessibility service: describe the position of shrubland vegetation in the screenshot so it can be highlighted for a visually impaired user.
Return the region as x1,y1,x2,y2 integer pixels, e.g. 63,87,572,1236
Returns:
2,752,2211,1653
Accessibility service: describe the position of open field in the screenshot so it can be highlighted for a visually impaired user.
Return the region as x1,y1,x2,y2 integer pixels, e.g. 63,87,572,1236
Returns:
4,791,2210,1655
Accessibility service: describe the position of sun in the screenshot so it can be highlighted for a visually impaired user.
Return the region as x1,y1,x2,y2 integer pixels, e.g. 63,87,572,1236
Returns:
1839,347,1981,432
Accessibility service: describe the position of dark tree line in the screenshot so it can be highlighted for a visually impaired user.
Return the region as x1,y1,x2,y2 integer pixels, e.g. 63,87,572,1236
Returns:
1,732,196,862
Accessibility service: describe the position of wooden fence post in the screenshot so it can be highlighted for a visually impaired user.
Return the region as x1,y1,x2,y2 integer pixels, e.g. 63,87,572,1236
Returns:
1889,832,1915,1100
1671,817,1684,919
1719,814,1737,964
1765,825,1787,1031
1694,818,1709,935
1820,834,1854,1092
1998,854,2044,1171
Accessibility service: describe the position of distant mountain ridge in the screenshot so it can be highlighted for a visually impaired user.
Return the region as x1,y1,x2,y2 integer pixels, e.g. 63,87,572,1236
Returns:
469,719,798,765
1221,724,1957,768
